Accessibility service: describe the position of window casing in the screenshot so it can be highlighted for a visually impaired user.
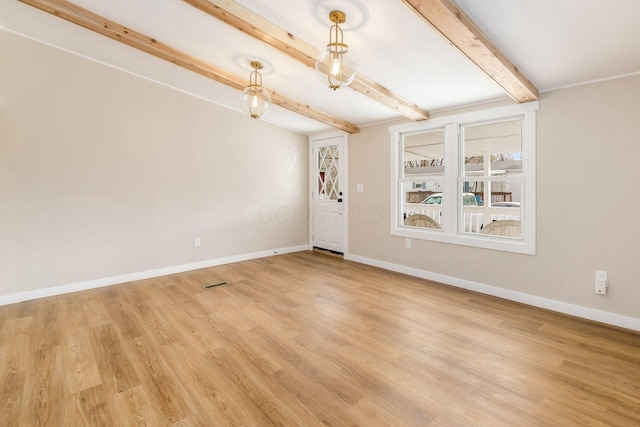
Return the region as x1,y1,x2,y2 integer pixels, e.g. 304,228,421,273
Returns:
390,102,538,254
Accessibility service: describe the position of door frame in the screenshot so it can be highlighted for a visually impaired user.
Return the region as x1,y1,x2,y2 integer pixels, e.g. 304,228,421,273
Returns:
309,132,349,255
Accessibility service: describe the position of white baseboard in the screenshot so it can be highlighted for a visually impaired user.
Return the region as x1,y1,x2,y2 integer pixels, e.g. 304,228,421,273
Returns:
0,244,310,306
345,253,640,332
6,247,637,332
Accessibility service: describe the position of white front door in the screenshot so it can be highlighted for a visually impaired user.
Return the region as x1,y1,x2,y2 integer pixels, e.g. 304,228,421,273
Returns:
311,135,347,254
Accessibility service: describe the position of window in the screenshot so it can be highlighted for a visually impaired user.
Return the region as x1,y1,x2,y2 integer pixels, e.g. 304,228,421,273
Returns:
390,102,538,254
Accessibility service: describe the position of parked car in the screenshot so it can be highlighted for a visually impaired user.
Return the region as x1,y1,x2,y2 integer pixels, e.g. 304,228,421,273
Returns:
421,192,478,206
492,201,521,207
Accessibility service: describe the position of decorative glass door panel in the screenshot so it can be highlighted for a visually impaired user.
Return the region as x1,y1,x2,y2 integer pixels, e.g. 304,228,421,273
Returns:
317,144,339,200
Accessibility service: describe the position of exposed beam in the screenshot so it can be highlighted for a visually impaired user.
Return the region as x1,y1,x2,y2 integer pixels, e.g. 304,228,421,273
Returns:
402,0,539,102
183,0,430,121
18,0,360,134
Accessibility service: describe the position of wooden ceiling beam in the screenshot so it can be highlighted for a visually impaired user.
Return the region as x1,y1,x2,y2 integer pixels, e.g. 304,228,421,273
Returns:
183,0,430,121
18,0,360,134
402,0,539,102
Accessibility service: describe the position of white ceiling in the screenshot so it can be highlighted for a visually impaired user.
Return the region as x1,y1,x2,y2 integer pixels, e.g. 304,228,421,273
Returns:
2,0,639,135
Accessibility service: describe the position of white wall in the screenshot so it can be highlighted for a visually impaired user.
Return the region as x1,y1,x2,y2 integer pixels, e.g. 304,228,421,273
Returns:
348,75,640,329
0,30,309,300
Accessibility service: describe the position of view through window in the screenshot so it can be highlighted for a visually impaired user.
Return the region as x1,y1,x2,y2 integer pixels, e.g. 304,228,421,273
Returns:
391,102,537,254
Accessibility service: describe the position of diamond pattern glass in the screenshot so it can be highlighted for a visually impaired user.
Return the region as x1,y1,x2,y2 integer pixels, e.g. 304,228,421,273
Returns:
317,145,339,200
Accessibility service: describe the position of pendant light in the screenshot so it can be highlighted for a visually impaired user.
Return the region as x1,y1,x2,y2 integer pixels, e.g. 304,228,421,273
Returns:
240,61,271,119
315,10,356,90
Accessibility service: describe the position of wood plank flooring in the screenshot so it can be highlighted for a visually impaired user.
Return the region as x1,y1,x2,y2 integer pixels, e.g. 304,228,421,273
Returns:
1,251,639,426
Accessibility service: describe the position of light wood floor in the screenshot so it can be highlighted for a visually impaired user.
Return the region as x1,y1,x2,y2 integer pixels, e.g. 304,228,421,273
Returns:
1,251,639,426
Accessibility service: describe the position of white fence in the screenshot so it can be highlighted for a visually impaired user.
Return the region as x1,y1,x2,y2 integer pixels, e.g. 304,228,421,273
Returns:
404,203,520,232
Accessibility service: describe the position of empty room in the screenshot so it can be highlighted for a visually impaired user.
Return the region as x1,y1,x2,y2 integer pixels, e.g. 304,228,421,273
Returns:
1,0,639,425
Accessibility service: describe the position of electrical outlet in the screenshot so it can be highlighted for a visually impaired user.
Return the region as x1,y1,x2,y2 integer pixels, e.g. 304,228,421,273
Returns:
194,237,201,248
405,238,412,249
595,270,608,295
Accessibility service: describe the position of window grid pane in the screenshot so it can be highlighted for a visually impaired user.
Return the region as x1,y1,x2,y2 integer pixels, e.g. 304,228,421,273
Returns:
401,128,445,230
460,178,522,237
461,119,523,239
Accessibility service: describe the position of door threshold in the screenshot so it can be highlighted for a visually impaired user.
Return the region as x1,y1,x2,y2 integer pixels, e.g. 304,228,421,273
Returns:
312,247,344,258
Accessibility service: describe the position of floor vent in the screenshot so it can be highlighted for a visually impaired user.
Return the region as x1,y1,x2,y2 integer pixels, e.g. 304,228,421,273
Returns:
201,281,228,290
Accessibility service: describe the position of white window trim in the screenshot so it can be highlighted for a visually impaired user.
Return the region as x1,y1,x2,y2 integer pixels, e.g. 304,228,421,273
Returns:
390,101,538,255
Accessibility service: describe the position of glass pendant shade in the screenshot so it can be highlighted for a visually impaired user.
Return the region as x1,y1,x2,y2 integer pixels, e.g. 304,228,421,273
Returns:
241,85,271,119
315,10,356,90
316,46,356,90
240,61,271,119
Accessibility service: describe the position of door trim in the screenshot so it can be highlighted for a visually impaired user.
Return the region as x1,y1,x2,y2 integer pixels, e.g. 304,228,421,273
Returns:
309,132,349,256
